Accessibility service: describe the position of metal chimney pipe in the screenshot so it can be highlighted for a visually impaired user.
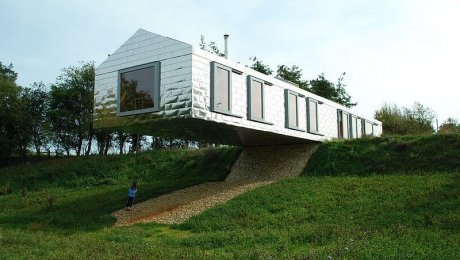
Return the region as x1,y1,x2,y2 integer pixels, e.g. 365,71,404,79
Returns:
224,34,229,59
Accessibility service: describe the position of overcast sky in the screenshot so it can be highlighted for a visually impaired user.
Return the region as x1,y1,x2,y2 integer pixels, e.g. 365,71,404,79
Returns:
1,0,459,123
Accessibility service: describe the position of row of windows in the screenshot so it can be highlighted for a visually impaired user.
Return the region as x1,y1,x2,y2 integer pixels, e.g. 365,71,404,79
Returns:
211,62,320,134
116,61,373,139
337,110,375,138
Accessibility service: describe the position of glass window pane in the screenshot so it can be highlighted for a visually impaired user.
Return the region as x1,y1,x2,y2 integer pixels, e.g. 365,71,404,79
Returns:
215,67,230,111
251,80,263,119
309,101,317,132
343,113,349,138
288,93,297,127
120,66,156,112
365,121,373,135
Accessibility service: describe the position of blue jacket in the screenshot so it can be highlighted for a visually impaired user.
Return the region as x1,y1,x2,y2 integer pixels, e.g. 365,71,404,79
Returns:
128,187,137,198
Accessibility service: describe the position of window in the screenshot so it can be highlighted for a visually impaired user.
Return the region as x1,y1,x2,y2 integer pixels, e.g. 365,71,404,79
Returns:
247,76,266,122
285,90,301,130
362,119,374,136
350,115,359,138
307,98,320,134
118,61,160,116
211,62,232,115
337,110,350,139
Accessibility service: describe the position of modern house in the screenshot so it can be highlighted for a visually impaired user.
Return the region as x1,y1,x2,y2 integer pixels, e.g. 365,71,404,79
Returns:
93,29,382,146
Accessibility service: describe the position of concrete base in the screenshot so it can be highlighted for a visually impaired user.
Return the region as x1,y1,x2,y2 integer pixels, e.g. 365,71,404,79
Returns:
226,143,319,182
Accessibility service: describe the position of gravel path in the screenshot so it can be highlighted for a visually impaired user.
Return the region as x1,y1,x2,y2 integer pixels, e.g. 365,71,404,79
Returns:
113,143,318,226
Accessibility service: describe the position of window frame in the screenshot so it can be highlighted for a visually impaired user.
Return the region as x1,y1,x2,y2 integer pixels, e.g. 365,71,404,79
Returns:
117,61,161,117
362,119,374,136
210,61,234,116
337,109,351,139
285,90,303,131
307,97,321,135
247,75,272,125
350,115,359,138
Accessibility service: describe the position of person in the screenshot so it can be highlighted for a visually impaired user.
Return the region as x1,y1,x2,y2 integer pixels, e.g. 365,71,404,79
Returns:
125,181,137,211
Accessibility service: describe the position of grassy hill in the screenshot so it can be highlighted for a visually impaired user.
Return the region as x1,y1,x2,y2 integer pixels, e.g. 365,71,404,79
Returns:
0,135,459,258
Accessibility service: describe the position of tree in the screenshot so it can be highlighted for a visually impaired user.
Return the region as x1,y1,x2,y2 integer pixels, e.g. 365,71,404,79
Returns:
21,82,50,156
309,73,356,108
0,62,31,160
199,35,225,57
249,57,273,75
438,118,460,134
375,102,435,135
276,65,309,90
48,62,95,156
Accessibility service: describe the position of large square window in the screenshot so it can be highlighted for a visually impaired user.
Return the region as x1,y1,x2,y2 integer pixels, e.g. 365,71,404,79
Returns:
307,98,320,134
118,61,160,116
211,62,232,115
285,90,301,130
247,76,265,122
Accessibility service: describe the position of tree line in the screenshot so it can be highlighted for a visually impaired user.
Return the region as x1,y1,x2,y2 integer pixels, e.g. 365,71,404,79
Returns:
2,38,459,162
0,62,199,164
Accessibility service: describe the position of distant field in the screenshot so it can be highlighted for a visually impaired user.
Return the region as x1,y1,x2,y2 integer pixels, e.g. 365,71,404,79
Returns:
0,135,459,259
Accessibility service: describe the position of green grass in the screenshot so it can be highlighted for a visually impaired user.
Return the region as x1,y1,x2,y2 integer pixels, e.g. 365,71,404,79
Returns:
305,134,460,176
0,147,241,231
0,136,459,259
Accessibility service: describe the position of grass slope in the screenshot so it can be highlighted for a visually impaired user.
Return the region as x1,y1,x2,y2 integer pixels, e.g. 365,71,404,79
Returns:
0,147,241,231
0,135,459,259
305,134,460,176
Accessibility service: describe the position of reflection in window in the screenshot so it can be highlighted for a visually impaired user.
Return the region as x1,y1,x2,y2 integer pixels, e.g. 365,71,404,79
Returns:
211,62,232,114
118,61,160,116
248,76,265,121
120,66,155,112
285,90,299,129
337,110,350,139
308,98,319,133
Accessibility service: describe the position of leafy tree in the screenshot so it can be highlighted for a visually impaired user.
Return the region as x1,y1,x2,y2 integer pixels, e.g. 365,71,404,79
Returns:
21,82,51,156
276,65,309,90
249,57,273,75
309,73,356,108
375,102,435,135
438,118,460,134
48,62,95,156
199,35,225,57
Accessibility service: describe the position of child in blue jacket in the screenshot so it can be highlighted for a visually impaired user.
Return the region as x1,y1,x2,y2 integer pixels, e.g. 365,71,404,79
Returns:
125,181,137,211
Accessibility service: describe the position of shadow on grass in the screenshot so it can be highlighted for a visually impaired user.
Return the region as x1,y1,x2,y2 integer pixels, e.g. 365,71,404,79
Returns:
0,177,223,233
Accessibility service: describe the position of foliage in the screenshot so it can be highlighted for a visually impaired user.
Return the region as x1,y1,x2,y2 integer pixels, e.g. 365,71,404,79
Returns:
249,56,273,75
0,63,29,160
309,72,356,108
47,62,95,156
199,35,225,57
276,64,309,90
438,118,460,134
20,82,51,156
275,64,356,107
304,134,460,176
375,102,436,135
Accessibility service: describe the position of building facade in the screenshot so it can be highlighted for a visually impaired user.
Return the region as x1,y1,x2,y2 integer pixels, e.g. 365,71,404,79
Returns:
94,29,382,146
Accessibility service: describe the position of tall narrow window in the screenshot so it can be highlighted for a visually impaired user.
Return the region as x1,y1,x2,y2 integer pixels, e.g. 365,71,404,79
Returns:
285,90,300,130
337,110,350,139
118,61,160,116
362,119,374,136
307,98,320,134
350,115,359,138
247,76,265,122
211,62,232,114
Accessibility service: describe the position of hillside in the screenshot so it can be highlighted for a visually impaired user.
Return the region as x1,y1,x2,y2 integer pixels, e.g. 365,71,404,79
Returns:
0,135,459,258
